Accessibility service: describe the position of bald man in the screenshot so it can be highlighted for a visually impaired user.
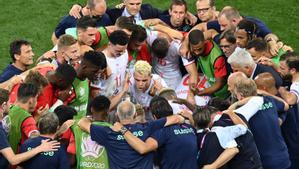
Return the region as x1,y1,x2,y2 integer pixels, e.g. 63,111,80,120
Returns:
254,72,277,95
254,72,289,126
227,72,247,103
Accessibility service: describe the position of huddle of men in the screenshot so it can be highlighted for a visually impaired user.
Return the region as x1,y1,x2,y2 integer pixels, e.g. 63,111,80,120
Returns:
0,0,298,169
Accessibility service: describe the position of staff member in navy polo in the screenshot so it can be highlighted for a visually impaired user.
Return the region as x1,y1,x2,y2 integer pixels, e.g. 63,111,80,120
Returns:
113,96,198,169
77,100,184,169
232,78,290,169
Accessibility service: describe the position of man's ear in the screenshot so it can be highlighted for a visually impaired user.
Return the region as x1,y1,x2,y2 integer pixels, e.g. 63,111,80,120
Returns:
14,54,20,61
231,19,238,26
290,68,297,74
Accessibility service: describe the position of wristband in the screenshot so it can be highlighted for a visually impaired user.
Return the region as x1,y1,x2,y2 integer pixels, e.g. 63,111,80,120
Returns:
120,126,128,135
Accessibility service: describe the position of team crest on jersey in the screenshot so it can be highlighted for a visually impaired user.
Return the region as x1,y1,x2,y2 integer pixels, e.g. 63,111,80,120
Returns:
81,135,105,159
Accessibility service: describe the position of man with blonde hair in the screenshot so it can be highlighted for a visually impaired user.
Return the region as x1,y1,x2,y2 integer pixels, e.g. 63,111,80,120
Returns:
129,60,168,120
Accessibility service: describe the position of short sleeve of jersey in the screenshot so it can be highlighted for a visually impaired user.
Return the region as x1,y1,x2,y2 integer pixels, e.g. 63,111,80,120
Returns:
172,40,181,56
90,124,109,146
147,118,167,134
21,117,38,138
0,128,9,150
290,82,299,103
146,30,158,46
213,57,227,78
181,57,195,66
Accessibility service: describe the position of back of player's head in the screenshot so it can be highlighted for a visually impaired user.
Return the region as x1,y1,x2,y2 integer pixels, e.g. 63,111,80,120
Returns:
77,16,97,30
208,97,230,111
54,105,77,126
10,39,31,62
38,112,59,134
109,30,129,46
24,70,48,91
193,106,218,129
117,101,136,120
55,64,77,89
189,29,205,45
17,83,39,103
82,51,107,70
130,25,147,43
151,37,169,59
115,16,134,28
150,96,173,119
246,38,267,52
57,34,77,51
88,95,111,115
158,88,177,100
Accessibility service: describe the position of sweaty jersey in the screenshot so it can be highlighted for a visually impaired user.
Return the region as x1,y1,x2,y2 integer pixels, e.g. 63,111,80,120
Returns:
91,50,128,97
175,74,211,106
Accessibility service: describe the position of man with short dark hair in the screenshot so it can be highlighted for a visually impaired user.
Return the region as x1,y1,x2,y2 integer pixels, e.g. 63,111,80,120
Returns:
277,56,299,169
234,19,257,48
127,25,151,70
149,36,182,89
52,0,112,44
69,51,107,119
246,38,287,65
8,84,40,154
91,30,130,111
182,29,229,99
91,30,129,96
0,40,34,83
158,0,192,32
219,29,237,57
72,95,111,169
8,64,77,120
20,112,69,169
